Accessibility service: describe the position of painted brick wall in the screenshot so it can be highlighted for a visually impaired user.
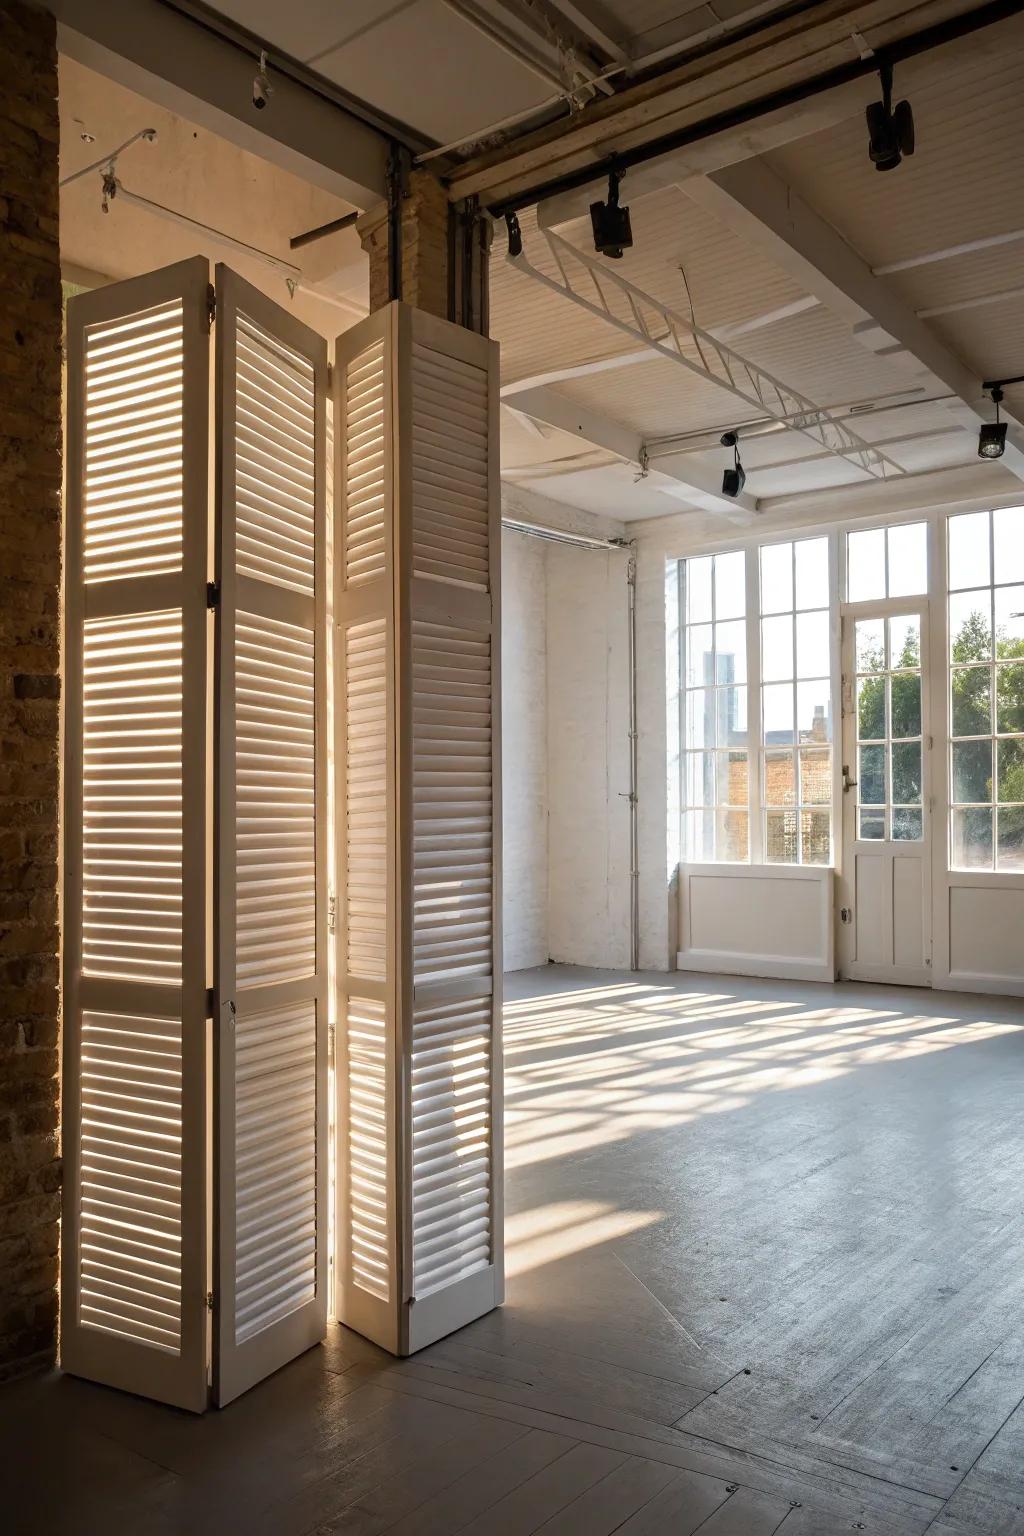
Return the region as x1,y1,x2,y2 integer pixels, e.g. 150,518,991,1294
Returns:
0,0,63,1380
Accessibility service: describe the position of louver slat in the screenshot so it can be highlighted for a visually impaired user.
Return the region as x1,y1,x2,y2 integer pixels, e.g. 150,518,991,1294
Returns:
214,268,327,1408
411,342,489,591
235,613,316,986
346,997,391,1300
82,613,183,984
413,623,493,984
63,259,210,1413
345,620,387,981
344,341,386,586
83,301,185,583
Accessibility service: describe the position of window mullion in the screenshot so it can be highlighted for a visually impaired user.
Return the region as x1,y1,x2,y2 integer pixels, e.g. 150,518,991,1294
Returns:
746,545,763,865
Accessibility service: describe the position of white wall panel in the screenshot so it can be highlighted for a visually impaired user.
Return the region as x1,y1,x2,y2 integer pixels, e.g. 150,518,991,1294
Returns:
678,863,834,982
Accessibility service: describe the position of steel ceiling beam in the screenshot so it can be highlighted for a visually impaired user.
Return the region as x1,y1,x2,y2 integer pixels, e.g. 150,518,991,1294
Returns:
507,228,904,480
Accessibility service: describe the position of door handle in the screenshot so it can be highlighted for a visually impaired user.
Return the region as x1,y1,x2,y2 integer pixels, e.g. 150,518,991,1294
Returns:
842,764,857,793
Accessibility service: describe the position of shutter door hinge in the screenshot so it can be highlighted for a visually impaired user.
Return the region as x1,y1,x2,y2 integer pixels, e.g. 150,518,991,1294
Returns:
206,1290,215,1312
205,986,214,1017
326,361,334,392
206,581,220,609
206,285,216,329
328,892,337,934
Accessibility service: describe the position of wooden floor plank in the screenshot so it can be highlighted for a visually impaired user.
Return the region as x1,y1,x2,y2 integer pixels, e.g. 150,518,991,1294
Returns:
453,1443,628,1536
530,1454,678,1535
382,1430,579,1536
613,1467,733,1534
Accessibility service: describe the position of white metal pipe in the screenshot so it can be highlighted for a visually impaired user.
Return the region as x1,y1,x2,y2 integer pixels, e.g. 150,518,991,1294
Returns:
500,515,626,550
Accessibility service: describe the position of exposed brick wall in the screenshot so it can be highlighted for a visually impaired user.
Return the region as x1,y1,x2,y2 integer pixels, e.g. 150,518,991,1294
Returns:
358,170,450,320
0,0,62,1380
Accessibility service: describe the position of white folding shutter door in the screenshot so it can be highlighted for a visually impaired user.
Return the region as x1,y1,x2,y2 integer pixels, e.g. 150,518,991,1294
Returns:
335,310,399,1351
405,315,502,1353
334,304,501,1357
213,269,328,1406
62,259,211,1412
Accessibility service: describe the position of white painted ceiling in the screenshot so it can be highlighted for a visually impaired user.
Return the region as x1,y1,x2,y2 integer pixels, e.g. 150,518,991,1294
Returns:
58,4,1024,526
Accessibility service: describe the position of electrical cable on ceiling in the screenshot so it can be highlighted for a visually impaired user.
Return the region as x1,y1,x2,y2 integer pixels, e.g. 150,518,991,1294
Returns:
60,127,157,189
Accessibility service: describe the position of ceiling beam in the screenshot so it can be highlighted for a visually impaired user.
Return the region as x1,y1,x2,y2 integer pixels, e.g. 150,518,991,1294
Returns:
688,158,1024,485
534,0,631,63
507,385,762,515
48,0,390,209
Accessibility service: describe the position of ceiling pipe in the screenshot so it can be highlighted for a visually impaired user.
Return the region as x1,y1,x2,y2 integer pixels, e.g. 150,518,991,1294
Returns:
486,0,1024,216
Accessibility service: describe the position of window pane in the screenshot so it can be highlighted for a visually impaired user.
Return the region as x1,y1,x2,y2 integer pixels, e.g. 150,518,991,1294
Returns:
997,807,1024,870
715,620,746,684
760,542,792,614
997,738,1024,803
686,556,713,623
796,610,829,679
801,809,830,864
716,808,748,862
997,662,1024,735
948,511,990,590
952,739,992,803
952,806,992,869
797,680,831,743
949,590,991,662
847,527,885,601
718,751,748,806
994,584,1024,658
684,751,714,807
685,624,713,687
859,744,885,804
887,523,927,597
762,682,794,743
714,551,746,620
761,615,793,682
859,810,885,840
765,808,798,862
764,749,795,805
717,687,748,748
889,614,920,670
951,666,990,737
890,673,921,738
893,808,923,841
993,506,1024,585
892,741,922,804
795,537,829,609
856,619,884,673
685,689,712,748
857,676,885,740
799,747,831,804
683,808,715,862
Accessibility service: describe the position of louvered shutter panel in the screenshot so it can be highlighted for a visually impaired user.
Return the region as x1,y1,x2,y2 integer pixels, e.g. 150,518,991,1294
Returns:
213,269,328,1405
62,259,211,1412
335,303,502,1356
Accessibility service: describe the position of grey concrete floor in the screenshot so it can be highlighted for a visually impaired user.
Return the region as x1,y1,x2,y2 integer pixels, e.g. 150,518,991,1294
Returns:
3,964,1024,1534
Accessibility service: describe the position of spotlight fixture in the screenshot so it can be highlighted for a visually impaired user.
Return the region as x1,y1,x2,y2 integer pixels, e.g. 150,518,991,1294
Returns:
721,430,746,498
505,211,523,259
253,49,272,111
589,167,632,260
866,62,915,172
978,385,1007,459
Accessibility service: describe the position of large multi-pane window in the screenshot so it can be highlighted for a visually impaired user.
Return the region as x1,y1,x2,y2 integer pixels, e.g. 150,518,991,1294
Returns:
846,520,928,601
680,550,749,862
947,508,1024,870
679,537,833,866
760,538,832,864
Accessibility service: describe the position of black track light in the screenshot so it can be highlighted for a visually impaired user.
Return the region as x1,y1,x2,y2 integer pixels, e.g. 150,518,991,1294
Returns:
866,62,915,172
590,167,632,259
505,211,523,258
721,430,746,497
979,385,1007,459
